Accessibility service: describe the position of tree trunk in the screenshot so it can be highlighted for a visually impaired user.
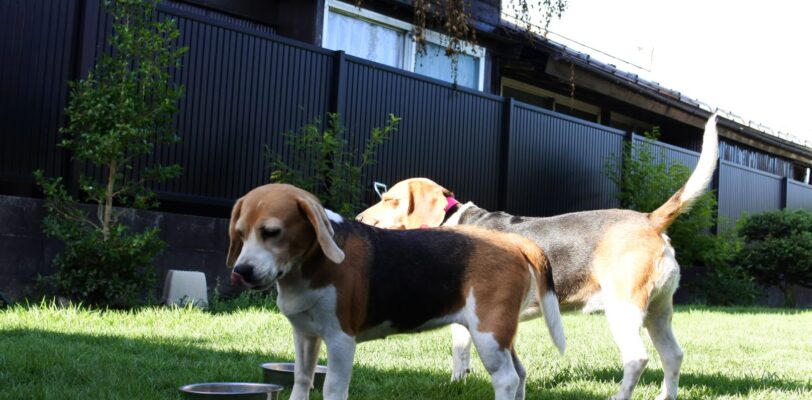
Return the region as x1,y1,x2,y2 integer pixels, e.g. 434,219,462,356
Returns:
102,162,117,241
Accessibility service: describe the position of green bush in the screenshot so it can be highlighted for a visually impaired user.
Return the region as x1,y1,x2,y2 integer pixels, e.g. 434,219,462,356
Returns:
696,264,762,306
268,112,400,217
34,0,185,308
737,209,812,306
39,220,164,308
605,128,717,267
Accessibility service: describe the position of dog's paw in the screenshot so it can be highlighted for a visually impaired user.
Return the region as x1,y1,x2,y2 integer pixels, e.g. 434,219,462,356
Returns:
450,368,471,383
654,393,676,400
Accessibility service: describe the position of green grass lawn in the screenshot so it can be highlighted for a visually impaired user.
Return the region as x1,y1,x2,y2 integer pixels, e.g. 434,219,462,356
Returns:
1,303,810,400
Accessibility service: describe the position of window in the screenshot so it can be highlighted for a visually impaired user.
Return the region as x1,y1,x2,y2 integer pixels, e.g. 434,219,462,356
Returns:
322,0,485,90
324,9,407,68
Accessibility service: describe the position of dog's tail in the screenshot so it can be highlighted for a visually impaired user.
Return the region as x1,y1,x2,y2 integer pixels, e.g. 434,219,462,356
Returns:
649,113,719,233
515,236,566,355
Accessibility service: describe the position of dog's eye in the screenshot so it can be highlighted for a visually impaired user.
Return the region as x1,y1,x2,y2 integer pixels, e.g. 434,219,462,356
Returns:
386,198,399,207
261,227,281,240
236,229,244,239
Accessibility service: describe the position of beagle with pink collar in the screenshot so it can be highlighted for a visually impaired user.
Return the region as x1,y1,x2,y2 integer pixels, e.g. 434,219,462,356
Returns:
358,115,720,400
227,183,565,400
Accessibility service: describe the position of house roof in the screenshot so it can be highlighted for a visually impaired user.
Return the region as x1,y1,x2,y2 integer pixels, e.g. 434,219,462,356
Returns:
496,18,812,162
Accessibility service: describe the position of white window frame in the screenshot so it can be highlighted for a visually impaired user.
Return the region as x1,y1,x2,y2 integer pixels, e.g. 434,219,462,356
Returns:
323,0,486,91
501,77,600,122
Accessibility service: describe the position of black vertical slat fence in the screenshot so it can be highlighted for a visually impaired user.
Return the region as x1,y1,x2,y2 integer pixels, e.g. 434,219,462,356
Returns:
718,161,783,228
342,57,504,210
787,180,812,211
506,102,623,216
633,135,700,171
2,0,812,220
79,1,336,203
0,0,80,184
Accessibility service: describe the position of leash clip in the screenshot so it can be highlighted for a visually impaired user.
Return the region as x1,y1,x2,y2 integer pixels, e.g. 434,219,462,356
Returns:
373,181,388,199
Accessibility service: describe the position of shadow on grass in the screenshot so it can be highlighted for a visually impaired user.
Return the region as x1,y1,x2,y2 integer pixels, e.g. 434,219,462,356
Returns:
3,328,807,400
588,367,810,399
675,305,811,315
1,328,601,400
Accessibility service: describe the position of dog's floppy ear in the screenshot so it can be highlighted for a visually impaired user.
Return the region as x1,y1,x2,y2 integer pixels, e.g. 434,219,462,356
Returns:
405,180,453,229
226,197,244,268
297,194,345,264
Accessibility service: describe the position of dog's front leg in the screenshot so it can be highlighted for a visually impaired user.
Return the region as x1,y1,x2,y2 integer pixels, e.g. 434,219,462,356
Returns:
322,332,357,400
290,330,323,400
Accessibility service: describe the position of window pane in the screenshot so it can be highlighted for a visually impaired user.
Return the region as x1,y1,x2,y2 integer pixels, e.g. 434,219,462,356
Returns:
414,42,479,89
325,11,404,68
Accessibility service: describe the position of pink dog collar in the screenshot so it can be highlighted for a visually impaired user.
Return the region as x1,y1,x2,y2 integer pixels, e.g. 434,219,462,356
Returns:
445,196,460,212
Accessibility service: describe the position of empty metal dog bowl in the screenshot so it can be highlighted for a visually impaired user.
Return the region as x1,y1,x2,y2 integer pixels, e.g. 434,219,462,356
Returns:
179,382,283,400
261,362,327,390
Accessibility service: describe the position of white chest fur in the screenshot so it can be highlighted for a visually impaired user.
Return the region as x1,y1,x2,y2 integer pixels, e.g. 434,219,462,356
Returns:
277,283,341,337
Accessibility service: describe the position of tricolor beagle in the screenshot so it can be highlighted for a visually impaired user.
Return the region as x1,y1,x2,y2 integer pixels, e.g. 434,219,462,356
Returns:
227,184,565,400
357,115,720,400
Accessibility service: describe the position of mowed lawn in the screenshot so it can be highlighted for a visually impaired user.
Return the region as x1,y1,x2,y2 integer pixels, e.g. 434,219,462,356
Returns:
1,303,810,400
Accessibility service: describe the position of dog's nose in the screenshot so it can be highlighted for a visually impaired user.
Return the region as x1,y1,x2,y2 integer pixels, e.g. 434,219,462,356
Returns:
232,263,255,286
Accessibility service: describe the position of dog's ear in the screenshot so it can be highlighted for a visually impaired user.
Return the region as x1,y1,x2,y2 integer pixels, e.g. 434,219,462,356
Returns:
404,180,451,229
297,194,345,264
226,197,244,268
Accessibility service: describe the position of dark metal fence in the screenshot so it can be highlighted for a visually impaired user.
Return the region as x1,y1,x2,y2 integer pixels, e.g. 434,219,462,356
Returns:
2,0,812,223
633,135,700,170
0,0,78,186
787,179,812,211
718,161,784,227
506,101,623,216
341,57,505,210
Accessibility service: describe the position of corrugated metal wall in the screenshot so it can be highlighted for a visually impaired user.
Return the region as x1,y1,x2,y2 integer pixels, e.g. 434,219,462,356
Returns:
506,102,623,216
787,180,812,211
0,0,79,184
718,161,783,226
342,58,504,210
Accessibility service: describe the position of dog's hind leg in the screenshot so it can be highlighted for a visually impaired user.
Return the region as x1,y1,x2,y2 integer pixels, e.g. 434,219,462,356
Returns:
646,295,683,400
605,301,649,400
511,348,527,400
471,329,521,400
451,323,473,381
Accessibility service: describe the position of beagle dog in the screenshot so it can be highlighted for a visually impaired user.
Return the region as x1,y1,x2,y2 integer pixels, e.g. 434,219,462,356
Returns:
227,184,565,400
357,115,720,400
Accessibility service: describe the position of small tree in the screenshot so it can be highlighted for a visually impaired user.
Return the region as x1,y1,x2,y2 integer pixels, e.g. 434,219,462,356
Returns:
737,209,812,306
268,113,400,217
34,0,186,308
605,128,718,267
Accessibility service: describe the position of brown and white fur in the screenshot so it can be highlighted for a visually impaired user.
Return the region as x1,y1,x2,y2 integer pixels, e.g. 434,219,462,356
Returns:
357,115,720,399
227,183,565,400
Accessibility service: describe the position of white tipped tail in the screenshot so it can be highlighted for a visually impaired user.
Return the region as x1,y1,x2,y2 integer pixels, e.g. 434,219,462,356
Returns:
542,291,566,355
649,113,719,232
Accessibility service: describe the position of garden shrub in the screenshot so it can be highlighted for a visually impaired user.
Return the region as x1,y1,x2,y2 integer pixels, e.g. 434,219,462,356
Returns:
268,113,400,217
737,209,812,306
34,0,185,308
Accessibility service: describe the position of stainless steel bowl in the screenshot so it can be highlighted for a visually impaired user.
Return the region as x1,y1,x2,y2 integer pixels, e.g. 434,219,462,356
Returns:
179,382,283,400
260,362,327,390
